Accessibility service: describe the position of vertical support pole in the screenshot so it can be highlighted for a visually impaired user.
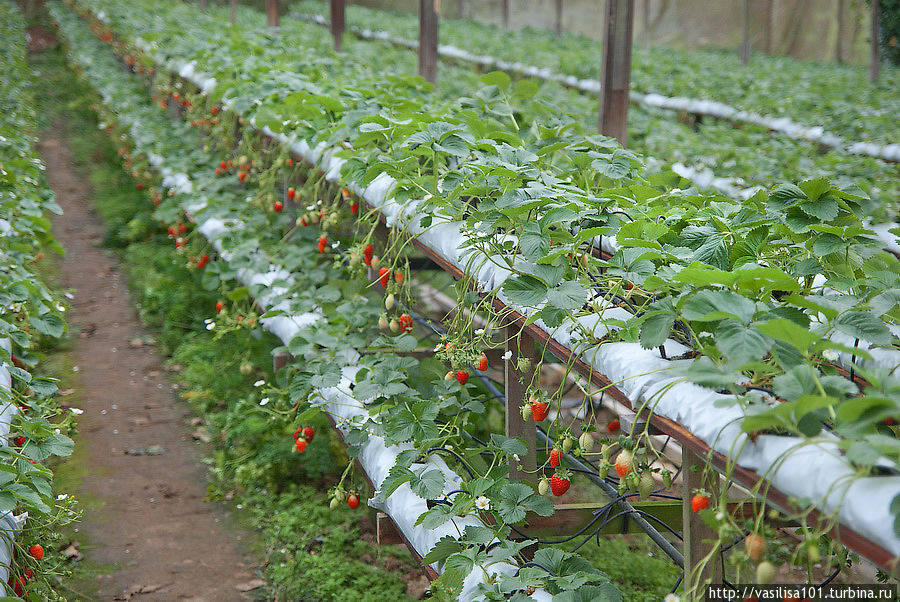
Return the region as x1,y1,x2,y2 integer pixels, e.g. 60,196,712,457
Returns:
198,0,207,8
554,0,563,37
740,0,750,65
418,0,439,84
598,0,634,146
230,0,237,25
763,0,773,54
501,0,510,28
266,0,279,27
330,0,346,52
505,327,536,482
836,0,845,63
869,0,880,81
641,0,650,46
459,0,466,19
682,449,722,599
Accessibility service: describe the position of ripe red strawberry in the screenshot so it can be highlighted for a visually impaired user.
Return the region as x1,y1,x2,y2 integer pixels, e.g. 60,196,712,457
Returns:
477,353,488,371
379,267,390,287
398,314,414,333
341,188,351,201
219,160,226,170
24,568,33,579
347,494,359,509
211,106,219,116
457,370,469,385
29,544,44,561
293,427,303,440
287,187,296,201
167,226,175,237
238,171,247,182
215,167,222,175
318,236,328,253
13,436,26,448
14,577,23,596
364,244,374,266
273,201,283,213
691,493,710,513
216,301,224,313
295,438,307,453
303,426,315,442
625,282,634,290
532,401,550,422
608,418,620,433
550,473,570,496
395,272,405,285
549,448,562,468
614,450,633,477
350,202,359,214
178,223,187,234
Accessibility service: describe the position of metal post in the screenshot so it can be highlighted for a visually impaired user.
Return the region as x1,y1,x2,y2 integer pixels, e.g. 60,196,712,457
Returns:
418,0,439,84
740,0,750,65
330,0,346,52
598,0,634,146
682,448,722,600
869,0,880,81
555,0,563,37
266,0,279,27
505,327,536,482
836,0,845,63
501,0,510,28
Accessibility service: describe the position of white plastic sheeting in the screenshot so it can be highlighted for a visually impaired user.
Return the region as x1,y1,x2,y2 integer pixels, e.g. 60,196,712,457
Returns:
0,337,26,586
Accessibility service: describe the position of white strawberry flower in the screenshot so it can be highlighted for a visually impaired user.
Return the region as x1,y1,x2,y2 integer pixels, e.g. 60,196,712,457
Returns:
475,328,485,335
434,343,443,352
822,349,840,361
474,496,491,510
259,397,270,406
664,595,681,602
206,321,216,330
502,350,513,360
254,379,265,387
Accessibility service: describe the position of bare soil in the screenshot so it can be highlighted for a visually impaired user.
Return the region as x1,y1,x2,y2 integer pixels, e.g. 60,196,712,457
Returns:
38,129,260,601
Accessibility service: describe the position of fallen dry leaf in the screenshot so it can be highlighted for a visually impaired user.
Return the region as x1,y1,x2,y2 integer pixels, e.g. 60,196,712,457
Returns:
235,579,265,592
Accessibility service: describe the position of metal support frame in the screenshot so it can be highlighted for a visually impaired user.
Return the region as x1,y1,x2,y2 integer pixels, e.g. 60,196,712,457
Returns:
682,448,723,599
505,326,536,482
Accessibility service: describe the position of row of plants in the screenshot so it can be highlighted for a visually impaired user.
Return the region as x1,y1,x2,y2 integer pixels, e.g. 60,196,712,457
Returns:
56,0,898,597
48,4,629,599
290,0,900,146
0,4,79,599
286,1,900,222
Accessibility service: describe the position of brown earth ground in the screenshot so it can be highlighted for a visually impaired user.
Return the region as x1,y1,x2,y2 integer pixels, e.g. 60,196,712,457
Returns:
37,125,261,601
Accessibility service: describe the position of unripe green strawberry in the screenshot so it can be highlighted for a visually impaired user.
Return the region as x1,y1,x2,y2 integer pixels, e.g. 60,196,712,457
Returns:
639,471,654,500
756,561,776,584
561,436,573,454
538,477,549,496
579,431,594,451
517,357,531,372
520,403,533,421
385,293,395,310
329,497,340,510
240,362,253,375
389,319,400,333
598,462,610,479
745,533,766,562
661,469,673,489
378,315,389,330
601,444,613,462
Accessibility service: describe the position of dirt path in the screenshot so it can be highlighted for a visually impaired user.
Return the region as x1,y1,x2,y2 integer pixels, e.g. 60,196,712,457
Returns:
38,129,259,601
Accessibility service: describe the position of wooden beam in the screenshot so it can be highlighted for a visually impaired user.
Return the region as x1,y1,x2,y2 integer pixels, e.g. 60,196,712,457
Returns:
641,0,650,46
376,512,404,545
230,0,236,25
763,0,773,55
836,0,845,63
682,448,722,600
597,0,634,146
198,0,207,9
740,0,750,65
554,0,563,37
505,327,536,482
330,0,346,52
501,0,510,28
418,0,439,84
869,0,880,81
266,0,279,27
272,350,294,372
